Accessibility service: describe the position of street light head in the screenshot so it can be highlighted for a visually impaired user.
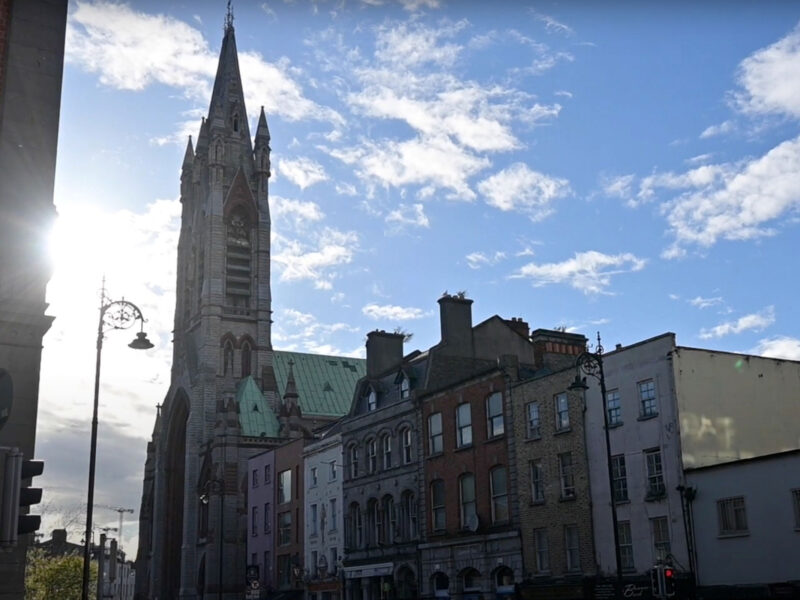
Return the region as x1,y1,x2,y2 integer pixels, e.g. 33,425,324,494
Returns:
128,331,154,350
568,374,588,391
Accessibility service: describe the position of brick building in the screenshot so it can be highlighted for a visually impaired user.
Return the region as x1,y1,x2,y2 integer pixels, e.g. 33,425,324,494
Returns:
509,330,594,599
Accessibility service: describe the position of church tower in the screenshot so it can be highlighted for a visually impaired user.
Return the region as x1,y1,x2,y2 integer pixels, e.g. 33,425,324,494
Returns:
142,10,275,599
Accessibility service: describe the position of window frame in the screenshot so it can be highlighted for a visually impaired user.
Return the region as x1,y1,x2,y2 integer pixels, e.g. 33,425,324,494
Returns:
402,428,413,464
310,504,318,537
431,479,446,533
252,505,259,537
534,528,550,573
564,524,580,572
554,392,570,431
456,402,473,448
459,473,477,529
348,445,359,479
278,469,292,504
717,496,749,536
650,516,671,561
526,401,541,439
428,412,443,455
382,433,392,470
329,498,337,531
486,392,505,438
400,375,410,399
490,466,509,524
367,388,377,412
278,511,292,546
367,439,377,473
611,454,629,503
607,389,622,426
618,520,634,571
530,459,545,503
638,379,658,418
558,452,575,499
644,448,666,498
310,466,318,487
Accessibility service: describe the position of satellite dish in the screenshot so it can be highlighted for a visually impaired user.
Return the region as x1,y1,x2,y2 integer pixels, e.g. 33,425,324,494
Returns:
467,514,479,532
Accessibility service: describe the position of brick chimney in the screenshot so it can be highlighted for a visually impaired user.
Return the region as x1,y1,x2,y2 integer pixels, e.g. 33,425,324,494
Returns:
366,330,405,378
438,294,473,353
504,317,530,339
52,529,67,544
530,329,587,370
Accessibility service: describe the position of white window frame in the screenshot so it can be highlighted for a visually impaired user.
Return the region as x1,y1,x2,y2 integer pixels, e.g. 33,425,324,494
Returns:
607,389,621,425
310,467,318,487
400,375,410,399
564,524,580,571
650,516,671,561
367,439,377,473
645,448,665,498
428,413,443,455
486,392,504,438
402,428,412,464
490,466,509,524
559,452,575,498
431,480,446,532
349,445,359,479
611,454,628,502
329,498,337,531
526,401,540,439
382,434,392,470
618,521,634,571
554,392,569,431
456,402,473,448
534,528,549,572
638,379,658,417
310,504,318,536
278,469,292,504
459,473,477,529
367,388,377,412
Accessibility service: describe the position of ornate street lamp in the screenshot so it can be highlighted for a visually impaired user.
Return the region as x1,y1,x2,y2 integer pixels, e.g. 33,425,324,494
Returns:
568,333,623,598
81,281,153,600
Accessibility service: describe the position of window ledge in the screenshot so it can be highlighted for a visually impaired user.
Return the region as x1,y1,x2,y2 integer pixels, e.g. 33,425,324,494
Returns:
559,494,577,503
718,531,749,539
484,434,506,444
455,444,473,453
529,499,545,506
638,413,659,421
427,451,444,460
645,492,666,502
614,499,631,506
554,427,572,436
525,435,542,443
608,421,623,429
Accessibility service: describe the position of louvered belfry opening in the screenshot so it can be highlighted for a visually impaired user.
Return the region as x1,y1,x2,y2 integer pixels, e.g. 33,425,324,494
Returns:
225,209,252,308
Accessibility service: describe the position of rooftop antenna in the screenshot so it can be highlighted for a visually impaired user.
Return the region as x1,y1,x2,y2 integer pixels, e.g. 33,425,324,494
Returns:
225,0,234,31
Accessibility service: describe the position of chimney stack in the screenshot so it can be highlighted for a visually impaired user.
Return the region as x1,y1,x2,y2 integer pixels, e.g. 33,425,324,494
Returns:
438,294,473,353
504,317,530,340
530,329,588,370
366,330,405,377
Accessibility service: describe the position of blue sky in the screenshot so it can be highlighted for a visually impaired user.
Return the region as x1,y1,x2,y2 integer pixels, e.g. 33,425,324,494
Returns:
38,0,800,548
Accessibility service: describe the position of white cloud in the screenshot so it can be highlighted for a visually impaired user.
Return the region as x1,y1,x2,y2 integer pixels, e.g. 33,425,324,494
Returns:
66,1,340,139
700,120,735,139
331,135,489,201
386,203,430,228
478,163,570,220
283,308,316,326
734,24,800,119
688,296,724,309
661,135,800,252
272,309,361,357
362,303,426,320
397,0,441,10
374,20,465,68
532,11,574,36
511,250,646,295
601,174,635,200
278,157,329,189
465,251,506,269
750,336,800,361
271,195,325,225
335,182,358,196
685,153,715,165
272,228,358,289
699,306,775,339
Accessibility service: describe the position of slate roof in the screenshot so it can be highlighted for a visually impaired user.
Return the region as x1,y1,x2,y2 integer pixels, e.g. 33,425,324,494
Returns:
237,375,280,438
272,350,366,417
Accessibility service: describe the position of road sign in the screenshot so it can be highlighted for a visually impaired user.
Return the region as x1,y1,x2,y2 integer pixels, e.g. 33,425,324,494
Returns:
250,580,260,590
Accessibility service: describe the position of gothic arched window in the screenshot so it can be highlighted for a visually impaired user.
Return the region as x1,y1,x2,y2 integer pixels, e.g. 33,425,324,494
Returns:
233,113,239,132
241,341,252,377
225,209,251,309
223,341,234,376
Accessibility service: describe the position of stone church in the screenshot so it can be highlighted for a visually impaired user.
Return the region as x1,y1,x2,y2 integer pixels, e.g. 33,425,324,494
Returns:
134,14,364,600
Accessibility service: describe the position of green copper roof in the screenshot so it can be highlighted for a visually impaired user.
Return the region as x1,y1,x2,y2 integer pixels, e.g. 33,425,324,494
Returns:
237,376,280,438
273,350,365,417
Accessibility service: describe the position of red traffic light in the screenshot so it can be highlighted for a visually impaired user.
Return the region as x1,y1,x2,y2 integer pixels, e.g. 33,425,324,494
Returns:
664,568,674,578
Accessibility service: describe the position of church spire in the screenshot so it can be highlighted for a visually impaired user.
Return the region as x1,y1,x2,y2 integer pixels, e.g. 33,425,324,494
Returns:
225,0,234,33
182,136,194,170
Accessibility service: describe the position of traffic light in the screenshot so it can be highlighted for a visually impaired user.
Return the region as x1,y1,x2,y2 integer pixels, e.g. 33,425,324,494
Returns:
0,447,44,546
663,566,676,597
650,565,663,597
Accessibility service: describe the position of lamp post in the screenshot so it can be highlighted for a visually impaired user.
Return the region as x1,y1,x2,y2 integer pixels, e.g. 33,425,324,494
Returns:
81,281,154,600
568,332,623,598
200,478,225,599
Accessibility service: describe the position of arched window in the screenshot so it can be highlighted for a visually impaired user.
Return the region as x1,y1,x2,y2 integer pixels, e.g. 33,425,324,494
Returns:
233,115,239,132
347,502,362,549
460,568,481,597
494,566,514,595
348,445,359,479
367,499,380,546
401,427,412,464
399,375,410,399
459,473,476,530
241,341,252,377
490,466,509,523
382,433,392,470
225,209,251,309
432,572,450,598
222,340,234,376
396,565,417,600
382,495,395,544
367,439,377,473
400,490,417,540
214,141,223,162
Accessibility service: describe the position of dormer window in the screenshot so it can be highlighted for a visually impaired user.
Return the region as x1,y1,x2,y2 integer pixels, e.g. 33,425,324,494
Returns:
400,375,410,399
367,388,377,412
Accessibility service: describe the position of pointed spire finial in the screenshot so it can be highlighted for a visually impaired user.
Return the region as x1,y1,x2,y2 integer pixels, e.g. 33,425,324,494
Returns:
225,0,234,32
